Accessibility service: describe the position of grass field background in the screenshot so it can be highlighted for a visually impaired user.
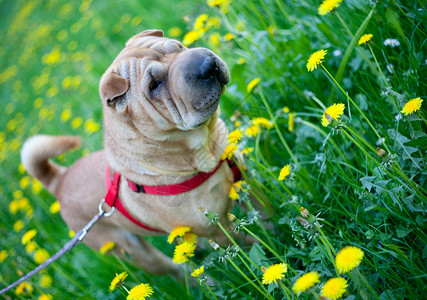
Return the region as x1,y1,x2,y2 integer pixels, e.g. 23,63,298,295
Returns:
0,0,426,299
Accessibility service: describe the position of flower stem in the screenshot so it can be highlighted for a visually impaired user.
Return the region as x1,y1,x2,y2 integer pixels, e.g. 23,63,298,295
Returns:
242,226,286,265
355,268,380,300
228,259,274,300
184,263,190,297
279,281,292,300
236,253,271,295
204,283,218,300
367,44,399,109
320,64,390,153
335,11,378,76
217,221,259,269
258,89,300,167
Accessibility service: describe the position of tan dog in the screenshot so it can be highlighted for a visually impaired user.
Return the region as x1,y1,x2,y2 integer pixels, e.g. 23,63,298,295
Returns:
21,29,235,277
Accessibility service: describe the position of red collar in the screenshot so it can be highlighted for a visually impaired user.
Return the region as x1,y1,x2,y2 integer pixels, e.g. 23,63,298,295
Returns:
104,159,242,233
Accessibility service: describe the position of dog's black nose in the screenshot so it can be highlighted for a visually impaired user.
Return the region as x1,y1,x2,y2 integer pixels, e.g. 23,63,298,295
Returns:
198,56,218,80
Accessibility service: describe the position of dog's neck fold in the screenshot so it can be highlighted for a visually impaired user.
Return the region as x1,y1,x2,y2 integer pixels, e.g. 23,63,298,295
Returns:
103,110,228,182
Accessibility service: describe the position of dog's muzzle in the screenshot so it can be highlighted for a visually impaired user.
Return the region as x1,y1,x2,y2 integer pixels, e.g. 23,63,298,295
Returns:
169,48,230,114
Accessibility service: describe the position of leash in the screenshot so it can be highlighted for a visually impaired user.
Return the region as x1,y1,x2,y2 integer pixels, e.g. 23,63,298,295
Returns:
0,199,115,296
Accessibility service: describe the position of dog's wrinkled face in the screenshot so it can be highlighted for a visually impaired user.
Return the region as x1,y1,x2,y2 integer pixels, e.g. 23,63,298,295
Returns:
99,29,230,131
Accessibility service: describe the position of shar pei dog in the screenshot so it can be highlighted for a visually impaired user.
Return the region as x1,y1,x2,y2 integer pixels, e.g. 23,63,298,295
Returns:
21,29,241,278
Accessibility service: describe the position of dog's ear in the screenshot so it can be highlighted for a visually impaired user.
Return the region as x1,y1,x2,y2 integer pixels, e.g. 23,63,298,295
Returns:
126,30,164,47
99,72,130,112
135,29,164,38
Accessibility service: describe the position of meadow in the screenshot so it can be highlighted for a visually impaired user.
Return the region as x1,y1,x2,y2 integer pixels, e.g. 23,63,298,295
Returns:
0,0,426,299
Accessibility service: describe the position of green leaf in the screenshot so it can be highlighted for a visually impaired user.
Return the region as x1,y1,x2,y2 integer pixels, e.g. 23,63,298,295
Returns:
388,129,421,170
386,9,405,40
360,176,376,191
248,243,267,269
396,225,412,238
329,3,377,101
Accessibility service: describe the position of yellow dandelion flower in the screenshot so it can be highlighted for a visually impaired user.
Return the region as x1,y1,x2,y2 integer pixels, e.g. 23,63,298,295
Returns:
191,266,205,277
16,282,33,295
19,163,26,174
224,33,234,41
183,31,201,47
283,106,290,113
19,176,30,189
307,49,327,72
49,201,60,214
247,77,261,93
245,124,260,137
228,129,243,144
241,147,254,155
321,277,348,300
40,274,52,288
100,241,116,255
25,241,38,254
229,186,239,200
220,144,238,160
182,232,198,244
358,33,373,45
9,200,19,214
288,112,294,132
318,0,343,16
32,179,43,194
278,164,291,181
252,117,273,129
209,32,221,47
0,250,7,263
194,14,209,32
13,220,24,232
237,58,246,65
22,229,37,245
84,119,101,134
69,230,75,238
168,226,191,244
109,272,128,292
335,246,364,273
401,97,423,116
292,272,321,294
127,283,154,300
71,117,83,129
38,294,53,300
60,109,72,122
168,27,182,37
262,263,288,285
321,103,345,127
34,248,49,264
172,242,196,264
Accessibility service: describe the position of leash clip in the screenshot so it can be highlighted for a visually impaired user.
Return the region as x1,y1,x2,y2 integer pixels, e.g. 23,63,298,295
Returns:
98,198,115,217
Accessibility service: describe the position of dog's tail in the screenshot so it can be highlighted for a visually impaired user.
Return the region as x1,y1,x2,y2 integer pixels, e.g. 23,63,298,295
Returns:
21,135,81,194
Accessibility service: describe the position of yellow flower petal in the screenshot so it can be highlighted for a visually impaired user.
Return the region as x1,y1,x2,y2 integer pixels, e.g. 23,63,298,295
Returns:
401,97,423,116
321,277,348,300
335,246,364,273
307,49,327,72
247,78,261,93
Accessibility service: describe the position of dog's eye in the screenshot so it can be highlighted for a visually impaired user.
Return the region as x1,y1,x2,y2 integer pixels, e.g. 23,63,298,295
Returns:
149,80,162,92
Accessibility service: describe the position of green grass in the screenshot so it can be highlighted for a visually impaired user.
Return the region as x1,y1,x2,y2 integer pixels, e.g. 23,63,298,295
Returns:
1,0,426,299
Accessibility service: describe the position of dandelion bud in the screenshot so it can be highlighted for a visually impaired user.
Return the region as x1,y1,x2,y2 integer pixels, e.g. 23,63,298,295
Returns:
227,213,236,221
297,217,309,227
300,207,310,217
199,207,207,214
209,239,220,251
376,147,387,158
